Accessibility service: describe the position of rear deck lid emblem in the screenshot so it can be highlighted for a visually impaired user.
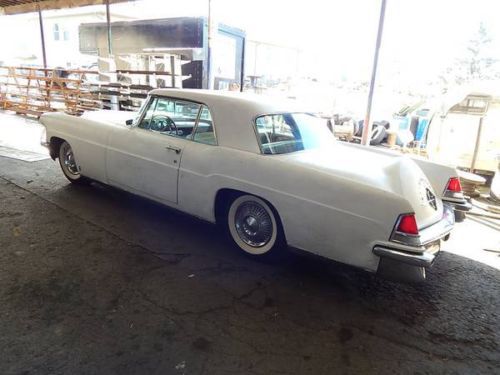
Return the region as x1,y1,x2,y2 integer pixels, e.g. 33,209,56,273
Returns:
426,188,437,210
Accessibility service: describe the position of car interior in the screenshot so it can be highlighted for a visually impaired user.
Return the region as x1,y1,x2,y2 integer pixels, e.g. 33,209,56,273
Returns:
138,98,216,145
256,114,305,154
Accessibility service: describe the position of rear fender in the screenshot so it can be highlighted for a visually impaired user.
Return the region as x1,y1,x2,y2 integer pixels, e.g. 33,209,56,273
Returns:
411,158,457,199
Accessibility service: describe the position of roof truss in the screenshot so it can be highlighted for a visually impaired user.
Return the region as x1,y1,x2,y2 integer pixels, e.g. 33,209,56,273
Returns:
0,0,129,15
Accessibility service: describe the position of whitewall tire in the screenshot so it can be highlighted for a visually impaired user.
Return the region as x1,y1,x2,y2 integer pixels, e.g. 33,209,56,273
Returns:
227,194,282,256
58,141,84,184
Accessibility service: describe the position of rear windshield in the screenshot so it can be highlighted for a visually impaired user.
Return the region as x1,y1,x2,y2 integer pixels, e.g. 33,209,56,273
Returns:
255,113,336,154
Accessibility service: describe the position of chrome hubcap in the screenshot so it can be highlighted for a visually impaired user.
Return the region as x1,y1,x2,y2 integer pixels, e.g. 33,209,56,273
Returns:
62,143,79,175
234,201,273,247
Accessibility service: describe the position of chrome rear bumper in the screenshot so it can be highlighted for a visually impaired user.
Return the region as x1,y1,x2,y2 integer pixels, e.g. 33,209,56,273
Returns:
443,198,472,212
374,241,440,268
373,205,454,269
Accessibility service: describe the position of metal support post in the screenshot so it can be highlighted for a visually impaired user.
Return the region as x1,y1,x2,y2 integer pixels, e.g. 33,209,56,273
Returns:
361,0,387,146
106,0,112,55
38,4,47,69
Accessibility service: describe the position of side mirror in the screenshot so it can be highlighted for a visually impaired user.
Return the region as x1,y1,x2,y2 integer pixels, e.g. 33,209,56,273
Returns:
125,119,134,126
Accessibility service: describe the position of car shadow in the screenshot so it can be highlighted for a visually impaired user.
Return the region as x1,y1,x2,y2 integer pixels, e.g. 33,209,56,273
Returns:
6,174,498,373
61,179,500,306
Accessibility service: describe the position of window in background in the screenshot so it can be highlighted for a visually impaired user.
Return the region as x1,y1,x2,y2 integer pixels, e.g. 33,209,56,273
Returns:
53,23,60,41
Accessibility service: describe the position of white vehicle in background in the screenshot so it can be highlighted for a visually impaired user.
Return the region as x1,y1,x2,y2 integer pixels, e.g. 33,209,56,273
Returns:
40,89,465,282
426,91,500,179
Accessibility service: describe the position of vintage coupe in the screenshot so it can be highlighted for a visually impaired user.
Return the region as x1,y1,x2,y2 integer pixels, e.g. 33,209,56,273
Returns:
40,89,468,282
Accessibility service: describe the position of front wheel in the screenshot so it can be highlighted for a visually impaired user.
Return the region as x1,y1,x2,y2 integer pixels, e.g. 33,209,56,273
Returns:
58,141,85,184
227,194,284,257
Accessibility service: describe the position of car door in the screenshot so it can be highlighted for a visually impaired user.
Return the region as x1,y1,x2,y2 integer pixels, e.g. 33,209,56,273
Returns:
106,96,201,204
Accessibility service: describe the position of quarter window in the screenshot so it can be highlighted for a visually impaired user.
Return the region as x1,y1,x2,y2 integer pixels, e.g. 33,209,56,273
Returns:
192,105,216,145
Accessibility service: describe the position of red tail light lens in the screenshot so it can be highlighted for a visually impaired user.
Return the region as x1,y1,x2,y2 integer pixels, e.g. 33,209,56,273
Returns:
396,214,419,235
446,177,462,193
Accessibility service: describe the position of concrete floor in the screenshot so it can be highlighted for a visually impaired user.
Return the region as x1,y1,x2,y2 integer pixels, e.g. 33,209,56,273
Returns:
0,112,499,374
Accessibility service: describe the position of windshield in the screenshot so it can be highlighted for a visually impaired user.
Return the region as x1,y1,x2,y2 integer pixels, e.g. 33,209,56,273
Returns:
255,113,336,154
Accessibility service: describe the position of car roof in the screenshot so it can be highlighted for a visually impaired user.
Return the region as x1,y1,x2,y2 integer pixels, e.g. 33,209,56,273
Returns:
150,89,303,112
149,89,306,153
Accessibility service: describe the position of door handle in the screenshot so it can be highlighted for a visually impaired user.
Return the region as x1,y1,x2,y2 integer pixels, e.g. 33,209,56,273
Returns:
165,145,181,154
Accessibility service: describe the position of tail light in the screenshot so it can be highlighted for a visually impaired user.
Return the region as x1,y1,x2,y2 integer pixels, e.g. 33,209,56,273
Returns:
446,177,462,193
390,213,420,246
395,213,419,236
443,177,464,200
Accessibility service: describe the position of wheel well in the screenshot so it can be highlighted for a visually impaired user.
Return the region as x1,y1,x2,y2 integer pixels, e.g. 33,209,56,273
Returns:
214,189,286,239
49,137,65,160
214,188,242,224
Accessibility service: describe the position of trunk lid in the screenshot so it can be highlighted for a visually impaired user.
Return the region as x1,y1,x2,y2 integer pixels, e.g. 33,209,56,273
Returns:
277,144,443,229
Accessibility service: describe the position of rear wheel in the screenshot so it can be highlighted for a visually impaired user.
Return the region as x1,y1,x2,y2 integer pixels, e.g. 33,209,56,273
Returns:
226,194,284,257
58,141,85,184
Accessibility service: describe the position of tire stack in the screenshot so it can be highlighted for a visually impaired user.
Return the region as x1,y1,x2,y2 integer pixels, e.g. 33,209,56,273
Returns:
356,120,389,145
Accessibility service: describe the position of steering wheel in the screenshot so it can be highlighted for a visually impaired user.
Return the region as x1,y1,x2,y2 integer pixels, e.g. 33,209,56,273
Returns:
150,115,178,135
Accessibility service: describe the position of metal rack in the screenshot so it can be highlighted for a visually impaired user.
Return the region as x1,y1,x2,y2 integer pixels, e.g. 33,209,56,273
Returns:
0,56,189,117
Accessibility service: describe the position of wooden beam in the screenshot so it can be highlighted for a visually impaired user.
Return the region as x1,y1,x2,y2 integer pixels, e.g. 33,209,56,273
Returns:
0,0,129,16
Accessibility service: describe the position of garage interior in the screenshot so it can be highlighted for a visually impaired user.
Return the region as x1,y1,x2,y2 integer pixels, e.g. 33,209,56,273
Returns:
0,1,499,374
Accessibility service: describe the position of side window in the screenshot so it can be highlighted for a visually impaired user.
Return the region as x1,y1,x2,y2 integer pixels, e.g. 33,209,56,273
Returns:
192,105,217,145
138,97,201,139
138,97,158,130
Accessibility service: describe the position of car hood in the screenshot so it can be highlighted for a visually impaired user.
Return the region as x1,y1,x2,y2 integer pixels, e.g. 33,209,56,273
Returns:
277,143,443,229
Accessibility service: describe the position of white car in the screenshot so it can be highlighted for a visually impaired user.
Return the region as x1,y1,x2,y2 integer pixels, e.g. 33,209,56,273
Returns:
40,89,466,282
